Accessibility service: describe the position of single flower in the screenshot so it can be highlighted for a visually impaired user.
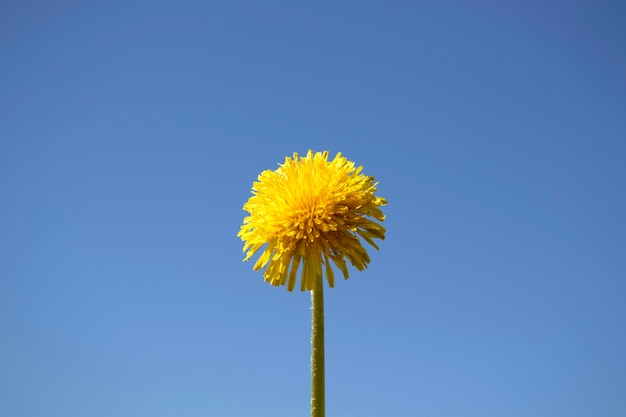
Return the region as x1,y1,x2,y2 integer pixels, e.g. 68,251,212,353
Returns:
239,150,387,291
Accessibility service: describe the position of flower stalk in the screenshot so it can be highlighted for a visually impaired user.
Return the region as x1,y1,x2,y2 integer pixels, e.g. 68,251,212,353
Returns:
311,276,325,417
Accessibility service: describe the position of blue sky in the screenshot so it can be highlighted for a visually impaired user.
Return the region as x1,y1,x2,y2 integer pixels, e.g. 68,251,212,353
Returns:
1,1,625,416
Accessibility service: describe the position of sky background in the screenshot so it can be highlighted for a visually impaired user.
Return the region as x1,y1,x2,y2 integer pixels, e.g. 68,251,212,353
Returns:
1,1,625,416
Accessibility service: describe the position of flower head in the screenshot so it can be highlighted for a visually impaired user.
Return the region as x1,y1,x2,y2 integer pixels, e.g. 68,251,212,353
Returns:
238,150,387,291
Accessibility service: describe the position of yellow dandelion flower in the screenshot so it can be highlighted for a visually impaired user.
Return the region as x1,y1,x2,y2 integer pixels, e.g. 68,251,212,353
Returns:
238,150,387,291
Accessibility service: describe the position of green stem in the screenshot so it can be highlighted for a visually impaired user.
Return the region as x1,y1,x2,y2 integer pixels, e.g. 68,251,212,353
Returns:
311,276,325,417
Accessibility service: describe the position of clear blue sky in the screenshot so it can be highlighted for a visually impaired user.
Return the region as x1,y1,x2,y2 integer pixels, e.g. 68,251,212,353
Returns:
1,1,625,416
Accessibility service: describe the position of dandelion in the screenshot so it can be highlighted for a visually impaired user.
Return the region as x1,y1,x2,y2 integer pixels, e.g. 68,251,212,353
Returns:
238,150,387,292
238,150,387,417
